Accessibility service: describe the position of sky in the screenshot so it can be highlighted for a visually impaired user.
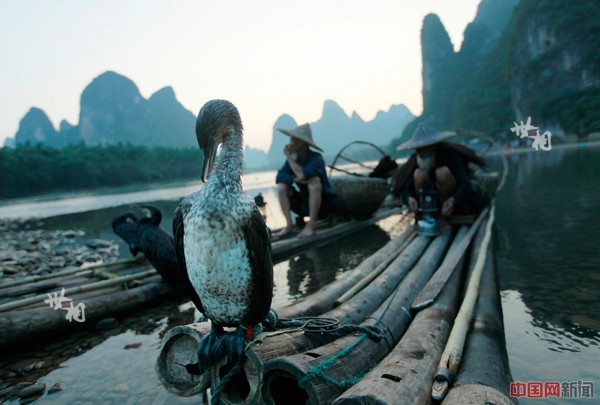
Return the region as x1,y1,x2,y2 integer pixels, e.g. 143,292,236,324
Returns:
0,0,481,152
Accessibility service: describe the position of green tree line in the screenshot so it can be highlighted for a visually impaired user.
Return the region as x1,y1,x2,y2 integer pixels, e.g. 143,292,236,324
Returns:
0,143,203,199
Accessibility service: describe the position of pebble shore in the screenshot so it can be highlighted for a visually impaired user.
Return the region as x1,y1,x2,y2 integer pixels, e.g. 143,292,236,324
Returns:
0,219,120,284
0,218,158,403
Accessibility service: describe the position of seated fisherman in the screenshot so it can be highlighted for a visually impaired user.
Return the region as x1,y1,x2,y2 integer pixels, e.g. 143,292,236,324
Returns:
275,124,337,239
392,124,486,217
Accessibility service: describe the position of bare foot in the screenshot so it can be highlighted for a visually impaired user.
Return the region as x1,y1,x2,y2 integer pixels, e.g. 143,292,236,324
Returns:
297,225,316,239
276,226,294,238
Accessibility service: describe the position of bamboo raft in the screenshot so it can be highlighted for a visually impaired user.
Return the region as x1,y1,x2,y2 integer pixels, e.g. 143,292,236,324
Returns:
155,208,515,404
0,207,402,349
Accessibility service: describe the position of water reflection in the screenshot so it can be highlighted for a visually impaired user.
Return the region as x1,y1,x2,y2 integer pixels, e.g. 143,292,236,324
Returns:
494,148,600,405
495,149,600,344
285,226,390,298
502,290,600,395
0,296,197,404
270,224,392,309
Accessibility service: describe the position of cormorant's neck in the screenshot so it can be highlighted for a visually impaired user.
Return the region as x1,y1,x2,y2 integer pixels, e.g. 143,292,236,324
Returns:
211,126,243,191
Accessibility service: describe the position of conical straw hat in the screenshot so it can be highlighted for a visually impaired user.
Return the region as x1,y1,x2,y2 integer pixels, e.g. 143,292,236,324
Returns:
277,123,323,152
396,124,456,151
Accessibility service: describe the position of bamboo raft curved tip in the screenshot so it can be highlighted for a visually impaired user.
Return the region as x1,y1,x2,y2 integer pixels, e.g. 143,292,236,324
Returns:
156,208,515,405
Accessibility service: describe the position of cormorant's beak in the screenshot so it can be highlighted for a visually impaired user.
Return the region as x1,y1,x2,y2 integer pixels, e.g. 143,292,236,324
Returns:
200,141,218,183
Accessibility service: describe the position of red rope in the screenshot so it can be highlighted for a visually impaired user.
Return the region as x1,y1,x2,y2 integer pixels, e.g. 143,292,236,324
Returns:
245,325,253,343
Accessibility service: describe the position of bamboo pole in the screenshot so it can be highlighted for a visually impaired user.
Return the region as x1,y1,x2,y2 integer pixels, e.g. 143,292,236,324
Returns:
0,281,62,298
320,236,430,326
332,223,487,404
155,228,414,397
0,279,173,348
271,207,402,261
213,235,435,404
0,264,147,299
269,217,333,243
442,242,515,405
155,323,215,397
41,274,159,302
277,227,413,318
334,232,417,305
0,257,142,289
259,231,459,404
443,385,514,405
0,269,157,312
411,207,489,310
432,204,496,402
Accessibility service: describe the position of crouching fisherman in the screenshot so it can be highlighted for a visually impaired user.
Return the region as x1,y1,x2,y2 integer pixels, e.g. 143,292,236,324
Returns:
391,124,487,219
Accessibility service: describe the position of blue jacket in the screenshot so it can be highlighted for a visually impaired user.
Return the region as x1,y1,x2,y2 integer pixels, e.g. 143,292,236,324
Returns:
276,150,337,207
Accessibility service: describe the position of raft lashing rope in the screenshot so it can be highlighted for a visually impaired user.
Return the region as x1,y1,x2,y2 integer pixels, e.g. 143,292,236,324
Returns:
201,309,385,404
293,271,413,392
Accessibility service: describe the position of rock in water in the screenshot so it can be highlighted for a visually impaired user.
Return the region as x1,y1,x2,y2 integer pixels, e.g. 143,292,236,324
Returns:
48,383,65,394
18,383,45,398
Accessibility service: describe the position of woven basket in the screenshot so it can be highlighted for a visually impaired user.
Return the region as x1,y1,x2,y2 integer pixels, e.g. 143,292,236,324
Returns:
330,176,389,217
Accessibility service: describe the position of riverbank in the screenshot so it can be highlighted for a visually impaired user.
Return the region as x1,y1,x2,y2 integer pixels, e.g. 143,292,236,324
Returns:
0,218,120,285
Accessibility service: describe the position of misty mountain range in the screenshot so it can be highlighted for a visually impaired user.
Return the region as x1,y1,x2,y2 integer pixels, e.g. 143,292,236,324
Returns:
4,71,414,169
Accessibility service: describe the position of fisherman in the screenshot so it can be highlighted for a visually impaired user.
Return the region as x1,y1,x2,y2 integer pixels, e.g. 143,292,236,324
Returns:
391,124,486,217
275,123,337,238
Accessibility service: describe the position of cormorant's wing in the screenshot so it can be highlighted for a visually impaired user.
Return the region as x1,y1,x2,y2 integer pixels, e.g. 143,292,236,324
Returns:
241,205,274,325
137,221,183,288
111,212,141,255
173,200,205,314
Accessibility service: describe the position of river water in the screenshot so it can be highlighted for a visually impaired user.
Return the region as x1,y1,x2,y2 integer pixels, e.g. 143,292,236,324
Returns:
0,147,599,404
493,147,600,404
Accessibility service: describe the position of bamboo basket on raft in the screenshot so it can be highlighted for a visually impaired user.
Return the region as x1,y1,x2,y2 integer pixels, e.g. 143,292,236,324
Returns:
329,176,389,217
328,141,391,217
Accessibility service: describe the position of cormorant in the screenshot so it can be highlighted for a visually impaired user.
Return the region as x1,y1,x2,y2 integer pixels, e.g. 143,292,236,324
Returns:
111,212,141,255
137,205,184,288
111,206,183,288
173,99,273,374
